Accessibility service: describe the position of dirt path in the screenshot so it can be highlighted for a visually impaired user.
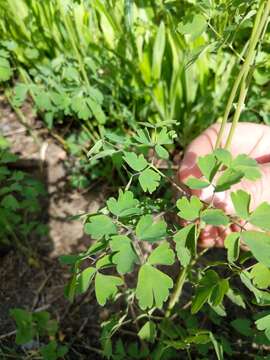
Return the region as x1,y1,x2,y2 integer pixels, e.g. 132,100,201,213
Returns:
0,99,106,358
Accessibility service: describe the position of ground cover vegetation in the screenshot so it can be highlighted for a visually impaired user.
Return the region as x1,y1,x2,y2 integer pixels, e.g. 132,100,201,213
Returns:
0,0,270,359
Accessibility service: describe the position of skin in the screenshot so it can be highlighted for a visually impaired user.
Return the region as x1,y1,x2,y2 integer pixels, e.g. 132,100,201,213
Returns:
178,122,270,247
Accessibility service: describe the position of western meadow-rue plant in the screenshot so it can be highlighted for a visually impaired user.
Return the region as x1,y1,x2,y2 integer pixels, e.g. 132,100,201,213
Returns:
60,1,270,358
61,125,270,359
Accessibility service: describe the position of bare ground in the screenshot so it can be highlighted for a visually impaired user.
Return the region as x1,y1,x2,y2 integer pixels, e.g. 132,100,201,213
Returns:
0,99,107,358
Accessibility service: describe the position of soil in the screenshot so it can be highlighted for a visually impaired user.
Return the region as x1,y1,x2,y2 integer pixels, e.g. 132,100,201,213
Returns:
0,99,107,358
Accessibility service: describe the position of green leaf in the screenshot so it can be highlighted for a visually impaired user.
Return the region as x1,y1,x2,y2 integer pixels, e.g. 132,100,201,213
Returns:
198,154,218,182
250,263,270,289
136,215,167,242
255,314,270,340
224,233,240,263
9,309,34,345
110,235,139,274
0,56,12,81
148,242,175,266
241,231,270,266
1,194,20,210
138,321,157,343
84,215,117,240
40,341,68,360
231,318,253,337
177,196,203,221
77,267,96,294
96,255,113,269
152,21,165,80
87,139,103,157
231,154,261,181
226,288,246,308
155,144,169,159
215,168,243,192
156,128,175,145
136,264,173,309
210,279,229,307
71,95,91,120
213,149,232,167
249,202,270,231
185,177,209,189
133,129,152,146
191,270,219,314
87,97,106,124
178,14,207,39
123,152,148,171
139,168,161,193
107,190,140,217
95,273,123,306
201,209,229,226
231,190,250,220
173,224,197,266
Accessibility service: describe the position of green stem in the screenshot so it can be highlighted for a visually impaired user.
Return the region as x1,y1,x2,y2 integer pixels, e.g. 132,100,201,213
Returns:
215,0,269,149
58,2,90,88
224,0,270,149
165,267,188,317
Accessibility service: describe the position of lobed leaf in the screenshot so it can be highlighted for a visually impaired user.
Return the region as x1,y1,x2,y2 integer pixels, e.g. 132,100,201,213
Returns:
123,152,148,172
201,209,229,226
95,273,123,306
177,196,203,221
136,215,167,242
148,242,175,266
110,235,139,274
136,264,173,309
241,231,270,267
249,202,270,231
139,168,161,193
231,190,250,220
84,215,117,240
107,190,141,217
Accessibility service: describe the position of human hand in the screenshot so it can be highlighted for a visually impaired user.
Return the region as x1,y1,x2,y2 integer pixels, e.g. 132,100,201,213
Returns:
178,122,270,247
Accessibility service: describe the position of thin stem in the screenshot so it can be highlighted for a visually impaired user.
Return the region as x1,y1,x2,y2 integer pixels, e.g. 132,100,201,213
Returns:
224,0,270,149
165,266,188,317
215,0,268,148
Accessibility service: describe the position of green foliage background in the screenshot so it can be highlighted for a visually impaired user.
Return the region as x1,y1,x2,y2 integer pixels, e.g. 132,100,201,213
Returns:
1,1,270,359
